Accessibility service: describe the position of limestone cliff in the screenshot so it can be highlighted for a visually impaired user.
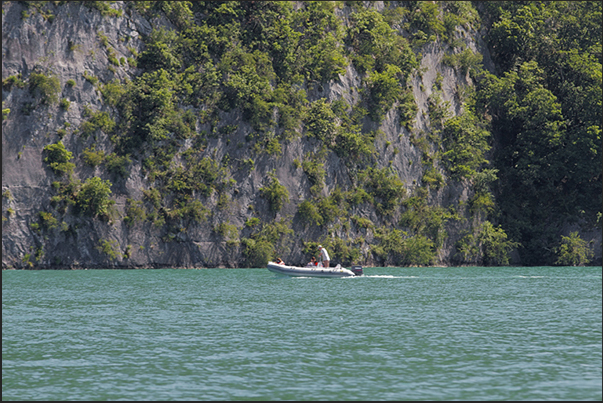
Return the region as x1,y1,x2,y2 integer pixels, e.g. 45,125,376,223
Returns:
3,1,600,268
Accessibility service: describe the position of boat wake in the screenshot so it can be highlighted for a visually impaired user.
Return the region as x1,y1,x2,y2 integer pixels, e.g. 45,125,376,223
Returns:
363,275,421,278
516,275,546,278
363,275,399,278
291,274,416,279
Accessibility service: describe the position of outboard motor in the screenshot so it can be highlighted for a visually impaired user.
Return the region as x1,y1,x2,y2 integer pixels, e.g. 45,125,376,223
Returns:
350,265,363,276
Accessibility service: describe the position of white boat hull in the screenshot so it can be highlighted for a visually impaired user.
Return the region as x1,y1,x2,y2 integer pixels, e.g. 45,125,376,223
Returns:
267,262,358,278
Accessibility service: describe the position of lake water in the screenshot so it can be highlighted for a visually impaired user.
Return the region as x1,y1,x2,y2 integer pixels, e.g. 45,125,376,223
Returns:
2,266,601,401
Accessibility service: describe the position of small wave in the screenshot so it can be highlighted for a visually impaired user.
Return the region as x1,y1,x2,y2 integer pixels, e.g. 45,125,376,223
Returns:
516,275,546,278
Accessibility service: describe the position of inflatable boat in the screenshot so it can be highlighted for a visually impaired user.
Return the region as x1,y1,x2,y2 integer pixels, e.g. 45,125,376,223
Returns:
267,261,363,278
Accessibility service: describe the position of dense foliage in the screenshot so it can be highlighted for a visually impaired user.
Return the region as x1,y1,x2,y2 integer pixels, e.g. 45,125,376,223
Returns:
28,71,60,105
555,232,595,266
75,177,115,219
478,1,602,264
43,141,75,176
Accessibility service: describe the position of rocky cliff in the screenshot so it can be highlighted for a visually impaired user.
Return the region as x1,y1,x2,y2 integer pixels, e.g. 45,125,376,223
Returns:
3,1,600,268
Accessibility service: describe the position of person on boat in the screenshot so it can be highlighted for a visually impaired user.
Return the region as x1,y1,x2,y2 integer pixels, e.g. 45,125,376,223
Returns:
307,256,317,267
318,245,330,268
275,258,285,265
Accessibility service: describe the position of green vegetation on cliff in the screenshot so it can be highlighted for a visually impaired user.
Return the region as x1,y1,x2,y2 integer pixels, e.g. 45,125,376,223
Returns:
478,1,602,264
2,1,600,267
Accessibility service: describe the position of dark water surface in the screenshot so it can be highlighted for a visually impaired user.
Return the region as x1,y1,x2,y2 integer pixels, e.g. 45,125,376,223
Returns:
2,266,601,400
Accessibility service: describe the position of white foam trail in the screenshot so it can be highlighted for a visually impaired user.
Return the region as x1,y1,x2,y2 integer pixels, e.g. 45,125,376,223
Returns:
288,274,417,279
362,275,415,278
516,275,546,278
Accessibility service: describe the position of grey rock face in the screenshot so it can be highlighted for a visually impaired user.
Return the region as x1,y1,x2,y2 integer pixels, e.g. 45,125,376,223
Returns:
11,1,591,269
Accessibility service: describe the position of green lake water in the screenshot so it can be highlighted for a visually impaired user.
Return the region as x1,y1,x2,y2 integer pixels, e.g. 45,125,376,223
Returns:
2,266,601,400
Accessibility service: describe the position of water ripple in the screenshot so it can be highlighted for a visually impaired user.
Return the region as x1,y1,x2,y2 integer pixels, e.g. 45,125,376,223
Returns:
3,266,601,400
